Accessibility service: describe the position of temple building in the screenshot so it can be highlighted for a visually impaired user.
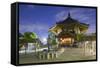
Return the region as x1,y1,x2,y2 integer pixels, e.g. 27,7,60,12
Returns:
49,12,89,47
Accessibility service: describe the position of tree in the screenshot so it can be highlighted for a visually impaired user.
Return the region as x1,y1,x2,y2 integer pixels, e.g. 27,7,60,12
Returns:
19,32,38,54
47,32,58,51
19,33,24,50
84,33,96,41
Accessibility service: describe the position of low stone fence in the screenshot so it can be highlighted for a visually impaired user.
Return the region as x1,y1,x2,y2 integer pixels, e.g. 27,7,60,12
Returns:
80,41,96,56
37,48,65,60
37,51,58,60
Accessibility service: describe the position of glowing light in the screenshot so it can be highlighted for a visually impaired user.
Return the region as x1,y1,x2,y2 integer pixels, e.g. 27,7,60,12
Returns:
60,38,72,44
42,38,47,44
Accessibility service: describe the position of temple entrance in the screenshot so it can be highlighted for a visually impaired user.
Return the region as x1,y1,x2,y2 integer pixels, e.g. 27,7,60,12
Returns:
58,37,74,47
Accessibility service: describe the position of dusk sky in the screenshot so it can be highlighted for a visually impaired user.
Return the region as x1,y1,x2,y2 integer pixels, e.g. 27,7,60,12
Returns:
19,4,96,44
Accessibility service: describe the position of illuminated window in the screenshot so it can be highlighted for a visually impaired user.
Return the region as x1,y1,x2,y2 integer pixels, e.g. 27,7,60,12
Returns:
60,38,72,44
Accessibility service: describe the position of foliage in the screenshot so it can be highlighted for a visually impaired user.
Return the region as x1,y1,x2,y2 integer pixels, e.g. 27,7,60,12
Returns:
23,32,37,43
52,39,58,45
19,32,38,52
84,33,96,41
76,34,85,42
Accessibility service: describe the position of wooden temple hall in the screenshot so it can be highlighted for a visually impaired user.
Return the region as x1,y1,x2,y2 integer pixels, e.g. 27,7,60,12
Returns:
49,12,89,47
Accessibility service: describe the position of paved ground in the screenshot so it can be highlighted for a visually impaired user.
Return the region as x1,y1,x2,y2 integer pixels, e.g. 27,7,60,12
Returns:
19,48,96,64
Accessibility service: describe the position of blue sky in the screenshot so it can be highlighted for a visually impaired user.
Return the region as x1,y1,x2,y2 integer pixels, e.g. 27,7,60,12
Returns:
19,4,96,44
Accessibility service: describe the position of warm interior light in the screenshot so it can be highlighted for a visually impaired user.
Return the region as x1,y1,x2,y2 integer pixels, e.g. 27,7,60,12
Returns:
60,38,72,44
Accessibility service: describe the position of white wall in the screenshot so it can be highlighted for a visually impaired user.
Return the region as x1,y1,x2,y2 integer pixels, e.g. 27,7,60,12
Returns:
0,0,99,68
